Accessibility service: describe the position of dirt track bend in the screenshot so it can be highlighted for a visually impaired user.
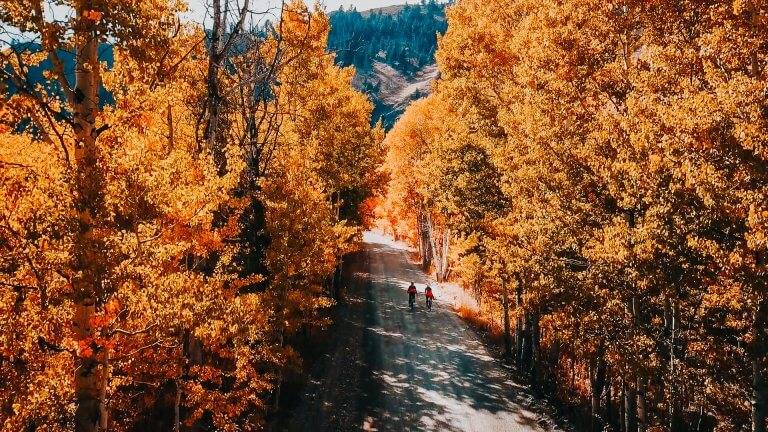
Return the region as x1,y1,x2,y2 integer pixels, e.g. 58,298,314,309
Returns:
283,232,563,432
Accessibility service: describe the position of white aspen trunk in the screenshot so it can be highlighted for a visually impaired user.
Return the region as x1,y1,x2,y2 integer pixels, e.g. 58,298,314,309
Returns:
417,212,432,270
425,213,440,278
205,0,226,168
606,369,613,428
669,299,683,431
72,3,108,430
439,227,450,281
515,273,524,368
637,375,647,432
753,299,768,432
501,278,512,362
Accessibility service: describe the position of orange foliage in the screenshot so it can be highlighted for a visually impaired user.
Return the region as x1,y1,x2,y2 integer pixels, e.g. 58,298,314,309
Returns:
383,0,768,429
0,1,381,430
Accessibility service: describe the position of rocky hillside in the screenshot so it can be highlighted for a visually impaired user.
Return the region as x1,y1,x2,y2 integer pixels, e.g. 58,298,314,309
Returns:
352,62,439,127
328,1,448,128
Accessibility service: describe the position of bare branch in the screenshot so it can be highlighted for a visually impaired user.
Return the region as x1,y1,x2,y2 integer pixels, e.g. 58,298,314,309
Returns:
109,323,158,337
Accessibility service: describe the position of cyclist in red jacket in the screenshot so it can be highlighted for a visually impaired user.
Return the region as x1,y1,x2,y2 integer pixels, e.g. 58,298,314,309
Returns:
425,285,434,311
407,282,418,310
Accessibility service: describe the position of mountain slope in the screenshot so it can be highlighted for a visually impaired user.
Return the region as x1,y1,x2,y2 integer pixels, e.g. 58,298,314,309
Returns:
328,1,447,128
353,62,439,127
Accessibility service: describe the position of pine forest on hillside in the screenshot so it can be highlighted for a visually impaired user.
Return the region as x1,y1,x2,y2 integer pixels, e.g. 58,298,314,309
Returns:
2,1,768,432
327,1,448,128
328,1,447,76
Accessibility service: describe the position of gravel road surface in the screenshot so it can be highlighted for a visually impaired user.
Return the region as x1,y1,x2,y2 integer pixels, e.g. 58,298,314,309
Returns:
283,232,563,432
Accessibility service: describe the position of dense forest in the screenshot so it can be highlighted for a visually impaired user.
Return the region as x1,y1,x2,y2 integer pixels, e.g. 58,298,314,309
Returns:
327,1,447,77
382,0,768,431
0,1,381,430
4,3,447,130
3,0,768,431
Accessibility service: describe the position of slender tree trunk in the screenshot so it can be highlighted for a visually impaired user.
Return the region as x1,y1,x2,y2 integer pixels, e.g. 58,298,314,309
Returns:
753,298,768,432
570,357,576,392
174,379,181,432
755,358,767,432
417,212,432,270
425,214,449,282
204,0,227,172
590,353,607,432
521,313,532,372
636,375,647,432
515,273,524,368
425,213,439,277
72,3,108,430
531,311,541,394
333,255,344,301
167,103,175,149
440,227,450,280
179,326,207,430
669,299,684,431
549,338,560,392
624,379,636,432
74,303,103,432
628,296,646,432
502,278,512,363
416,219,424,265
606,369,613,431
273,329,285,413
696,405,704,432
620,379,626,432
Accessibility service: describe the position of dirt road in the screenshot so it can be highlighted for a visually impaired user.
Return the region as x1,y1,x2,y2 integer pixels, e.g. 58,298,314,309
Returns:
283,232,562,432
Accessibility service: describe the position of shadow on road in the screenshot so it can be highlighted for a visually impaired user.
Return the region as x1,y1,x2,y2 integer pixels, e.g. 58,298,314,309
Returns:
282,232,562,432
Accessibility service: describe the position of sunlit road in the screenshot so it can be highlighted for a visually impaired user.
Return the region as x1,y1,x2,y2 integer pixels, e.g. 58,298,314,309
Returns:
283,232,562,432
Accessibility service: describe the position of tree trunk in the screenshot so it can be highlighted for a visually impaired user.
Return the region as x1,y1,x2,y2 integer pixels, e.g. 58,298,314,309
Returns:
204,0,227,172
72,3,107,430
426,213,439,278
549,339,560,392
590,353,607,432
273,328,286,413
606,369,613,430
636,375,647,432
417,212,432,270
174,379,181,432
333,255,344,301
753,298,768,432
502,278,512,363
669,299,684,432
629,296,645,432
425,214,449,282
531,311,541,394
624,379,636,432
620,379,626,432
74,303,106,432
521,313,532,372
515,273,524,368
441,227,450,280
696,405,705,432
